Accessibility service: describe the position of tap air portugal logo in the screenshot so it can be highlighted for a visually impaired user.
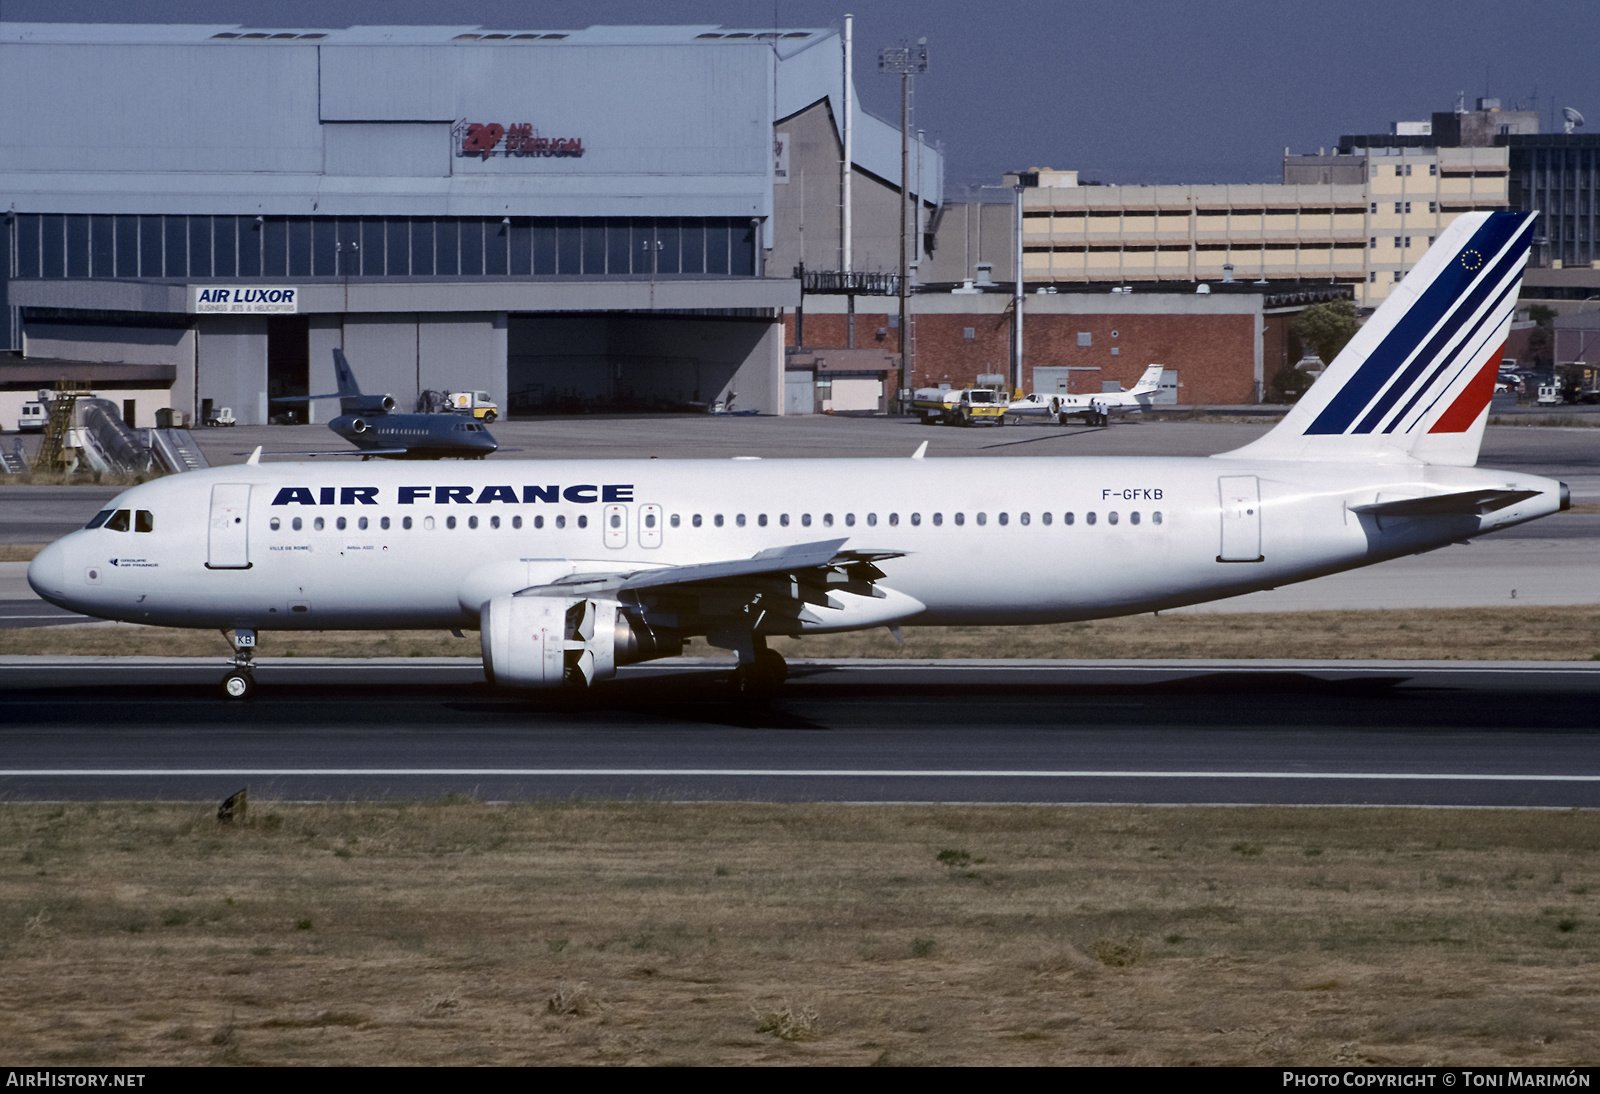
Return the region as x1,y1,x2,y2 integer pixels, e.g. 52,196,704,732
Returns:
454,120,585,159
271,485,634,506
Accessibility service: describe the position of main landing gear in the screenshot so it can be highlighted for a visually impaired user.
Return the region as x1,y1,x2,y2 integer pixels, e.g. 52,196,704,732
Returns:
732,645,788,698
221,628,256,700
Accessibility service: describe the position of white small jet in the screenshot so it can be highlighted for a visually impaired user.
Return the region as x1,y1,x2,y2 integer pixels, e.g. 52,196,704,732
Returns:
1010,363,1166,426
30,212,1563,698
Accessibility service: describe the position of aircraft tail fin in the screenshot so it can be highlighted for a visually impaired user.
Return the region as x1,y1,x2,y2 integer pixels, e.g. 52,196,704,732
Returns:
1221,210,1535,467
332,349,363,412
1130,364,1165,394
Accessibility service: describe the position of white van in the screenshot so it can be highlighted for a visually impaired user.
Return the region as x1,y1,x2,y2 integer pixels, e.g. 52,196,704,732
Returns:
17,401,45,432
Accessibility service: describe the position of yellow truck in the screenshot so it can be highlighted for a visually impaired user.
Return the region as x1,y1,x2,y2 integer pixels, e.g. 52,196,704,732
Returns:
911,387,1008,426
449,390,500,422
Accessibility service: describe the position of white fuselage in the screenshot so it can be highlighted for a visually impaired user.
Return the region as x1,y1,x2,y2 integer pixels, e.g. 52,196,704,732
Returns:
27,455,1564,634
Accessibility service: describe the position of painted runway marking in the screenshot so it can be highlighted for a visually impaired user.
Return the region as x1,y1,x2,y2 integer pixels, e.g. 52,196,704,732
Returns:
1,769,1599,781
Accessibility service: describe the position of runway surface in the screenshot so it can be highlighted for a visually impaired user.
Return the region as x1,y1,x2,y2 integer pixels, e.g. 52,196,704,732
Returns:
3,657,1599,807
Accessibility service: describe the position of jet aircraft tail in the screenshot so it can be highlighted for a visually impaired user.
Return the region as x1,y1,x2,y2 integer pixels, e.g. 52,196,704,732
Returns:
331,349,368,413
1222,210,1535,467
1129,364,1165,395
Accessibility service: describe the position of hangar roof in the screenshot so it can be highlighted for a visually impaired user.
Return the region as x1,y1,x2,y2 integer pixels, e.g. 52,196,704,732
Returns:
0,23,938,218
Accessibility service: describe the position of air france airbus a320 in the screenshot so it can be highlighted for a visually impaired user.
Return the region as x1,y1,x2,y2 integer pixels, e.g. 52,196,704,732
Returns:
29,212,1567,699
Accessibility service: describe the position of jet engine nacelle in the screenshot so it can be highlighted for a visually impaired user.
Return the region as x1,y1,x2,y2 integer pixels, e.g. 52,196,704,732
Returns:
479,594,682,688
345,394,397,414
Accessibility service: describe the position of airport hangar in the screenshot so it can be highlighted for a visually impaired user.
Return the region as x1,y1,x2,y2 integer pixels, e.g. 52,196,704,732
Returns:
0,22,943,427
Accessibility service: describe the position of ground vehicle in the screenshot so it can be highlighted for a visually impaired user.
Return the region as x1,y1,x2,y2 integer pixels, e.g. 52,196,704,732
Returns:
451,391,500,422
911,387,1007,426
203,406,236,427
17,401,45,432
1555,363,1600,405
1537,383,1561,406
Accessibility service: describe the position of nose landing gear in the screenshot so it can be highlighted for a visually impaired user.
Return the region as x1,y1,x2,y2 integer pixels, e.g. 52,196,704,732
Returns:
220,628,257,700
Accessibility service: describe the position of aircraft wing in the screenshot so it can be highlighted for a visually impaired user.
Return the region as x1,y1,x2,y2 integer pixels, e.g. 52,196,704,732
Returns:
522,539,902,596
1349,488,1542,518
515,538,911,635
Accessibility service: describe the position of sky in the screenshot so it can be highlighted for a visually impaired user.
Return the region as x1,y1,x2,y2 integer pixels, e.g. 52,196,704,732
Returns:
4,0,1596,188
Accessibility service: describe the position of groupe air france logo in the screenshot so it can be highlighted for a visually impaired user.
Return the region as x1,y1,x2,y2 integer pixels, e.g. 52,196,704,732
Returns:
1460,248,1485,272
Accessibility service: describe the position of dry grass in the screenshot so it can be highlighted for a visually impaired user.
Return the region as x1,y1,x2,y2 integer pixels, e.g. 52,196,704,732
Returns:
9,605,1600,662
0,544,45,562
1489,414,1600,428
1,470,165,487
2,801,1599,1065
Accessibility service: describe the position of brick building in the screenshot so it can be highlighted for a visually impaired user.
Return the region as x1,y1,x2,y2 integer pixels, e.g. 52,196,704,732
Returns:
784,286,1344,409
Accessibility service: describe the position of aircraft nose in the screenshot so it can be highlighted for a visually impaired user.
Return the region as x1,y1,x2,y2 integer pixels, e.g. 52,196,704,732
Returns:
27,539,67,605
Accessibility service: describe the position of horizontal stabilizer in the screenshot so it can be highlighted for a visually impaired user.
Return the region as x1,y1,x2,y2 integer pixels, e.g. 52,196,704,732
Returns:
1349,488,1541,519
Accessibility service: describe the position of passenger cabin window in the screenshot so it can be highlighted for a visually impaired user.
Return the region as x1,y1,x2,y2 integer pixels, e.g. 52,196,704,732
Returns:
670,514,681,528
693,514,703,528
270,517,281,531
293,517,304,531
314,516,325,531
512,515,522,529
577,515,587,529
402,516,412,530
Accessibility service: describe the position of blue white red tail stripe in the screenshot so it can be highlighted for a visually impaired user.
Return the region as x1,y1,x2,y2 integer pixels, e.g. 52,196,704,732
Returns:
1221,210,1536,468
1306,212,1533,435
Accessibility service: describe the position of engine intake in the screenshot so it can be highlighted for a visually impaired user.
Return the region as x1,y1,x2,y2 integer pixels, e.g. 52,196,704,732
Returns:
480,594,681,688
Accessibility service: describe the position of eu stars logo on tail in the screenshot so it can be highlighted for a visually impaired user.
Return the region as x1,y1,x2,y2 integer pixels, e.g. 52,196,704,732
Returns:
1229,210,1536,467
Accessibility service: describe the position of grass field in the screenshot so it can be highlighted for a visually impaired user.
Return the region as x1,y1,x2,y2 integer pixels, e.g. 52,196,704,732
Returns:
7,605,1600,663
3,801,1598,1066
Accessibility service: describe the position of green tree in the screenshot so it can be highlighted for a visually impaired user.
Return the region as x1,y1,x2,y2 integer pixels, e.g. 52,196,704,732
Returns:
1292,300,1362,365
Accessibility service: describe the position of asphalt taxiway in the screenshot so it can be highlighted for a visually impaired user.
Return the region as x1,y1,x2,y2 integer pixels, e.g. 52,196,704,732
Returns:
3,657,1599,807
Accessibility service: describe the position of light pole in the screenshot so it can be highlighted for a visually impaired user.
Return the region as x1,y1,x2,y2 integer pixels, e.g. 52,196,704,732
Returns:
879,38,927,410
1013,184,1024,396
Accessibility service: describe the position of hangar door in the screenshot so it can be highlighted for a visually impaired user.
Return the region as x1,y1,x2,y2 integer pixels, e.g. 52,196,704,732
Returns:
824,377,883,412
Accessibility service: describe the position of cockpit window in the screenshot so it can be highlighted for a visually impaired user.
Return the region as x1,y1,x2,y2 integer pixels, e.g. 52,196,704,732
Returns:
135,510,154,533
85,510,113,529
105,509,131,532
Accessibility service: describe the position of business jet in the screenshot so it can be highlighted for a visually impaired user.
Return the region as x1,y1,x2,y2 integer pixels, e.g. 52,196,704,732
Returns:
29,212,1564,699
272,349,499,460
1009,363,1165,426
